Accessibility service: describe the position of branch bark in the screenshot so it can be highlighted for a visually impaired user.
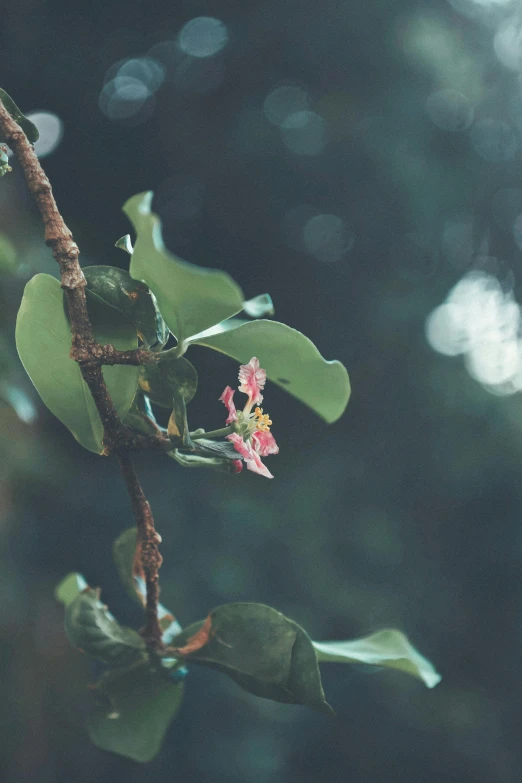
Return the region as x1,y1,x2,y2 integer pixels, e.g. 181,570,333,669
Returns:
118,452,164,651
0,97,165,651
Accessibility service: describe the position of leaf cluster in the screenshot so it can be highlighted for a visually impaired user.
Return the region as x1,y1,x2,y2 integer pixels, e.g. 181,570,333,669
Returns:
55,530,440,762
16,192,351,457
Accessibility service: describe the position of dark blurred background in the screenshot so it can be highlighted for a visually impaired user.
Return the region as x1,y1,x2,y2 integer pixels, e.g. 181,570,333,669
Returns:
2,0,522,781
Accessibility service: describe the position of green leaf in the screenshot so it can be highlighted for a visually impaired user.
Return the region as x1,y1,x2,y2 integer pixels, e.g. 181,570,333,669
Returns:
167,388,192,447
113,528,182,641
54,572,88,607
139,355,198,408
15,274,140,453
313,629,441,689
115,234,134,255
171,603,333,714
0,88,39,143
243,293,275,318
88,662,184,763
168,450,240,474
84,265,167,350
123,192,245,344
190,319,350,423
65,587,145,666
123,393,165,438
113,529,144,609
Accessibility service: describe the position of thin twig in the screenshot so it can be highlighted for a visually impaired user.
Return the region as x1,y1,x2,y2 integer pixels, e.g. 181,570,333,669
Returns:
0,97,165,650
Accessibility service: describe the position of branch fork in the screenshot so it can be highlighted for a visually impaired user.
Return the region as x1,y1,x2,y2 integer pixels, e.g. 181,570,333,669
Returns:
0,98,166,651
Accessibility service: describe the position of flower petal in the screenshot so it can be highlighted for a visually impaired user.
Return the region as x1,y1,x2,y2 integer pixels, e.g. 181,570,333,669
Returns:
227,433,274,479
252,429,279,456
219,385,238,424
238,357,266,406
226,432,252,460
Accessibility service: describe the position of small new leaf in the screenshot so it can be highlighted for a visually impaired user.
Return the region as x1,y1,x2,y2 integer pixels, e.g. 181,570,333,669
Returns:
65,587,145,667
88,662,184,763
243,293,275,318
113,528,182,642
54,572,88,607
139,355,198,408
170,603,333,714
313,629,441,689
0,88,39,143
167,388,191,447
115,234,134,255
84,265,167,350
123,393,164,438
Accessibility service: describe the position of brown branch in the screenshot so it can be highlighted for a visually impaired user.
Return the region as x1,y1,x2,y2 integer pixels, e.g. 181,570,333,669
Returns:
0,97,166,651
118,452,164,651
98,346,158,366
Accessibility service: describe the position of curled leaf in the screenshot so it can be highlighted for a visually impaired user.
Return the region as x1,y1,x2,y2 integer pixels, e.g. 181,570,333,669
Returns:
113,528,182,643
170,603,333,714
243,293,275,318
167,388,192,447
54,572,88,607
123,192,245,343
313,629,441,688
123,393,165,438
115,234,134,255
0,88,39,143
139,355,197,408
84,265,167,350
64,587,145,667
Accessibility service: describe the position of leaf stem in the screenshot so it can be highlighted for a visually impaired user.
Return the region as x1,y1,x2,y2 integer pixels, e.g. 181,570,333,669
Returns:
191,426,233,440
0,96,165,651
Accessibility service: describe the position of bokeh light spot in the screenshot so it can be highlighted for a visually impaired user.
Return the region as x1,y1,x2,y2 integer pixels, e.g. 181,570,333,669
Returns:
117,57,165,91
99,76,153,120
178,17,229,58
494,16,522,71
425,304,469,356
470,118,517,162
426,89,474,132
302,214,353,263
281,110,327,156
263,86,309,127
26,112,63,158
426,271,522,395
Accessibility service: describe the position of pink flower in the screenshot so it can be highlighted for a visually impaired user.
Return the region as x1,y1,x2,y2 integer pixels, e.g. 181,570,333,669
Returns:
219,357,279,478
227,433,274,479
219,386,237,425
238,357,266,408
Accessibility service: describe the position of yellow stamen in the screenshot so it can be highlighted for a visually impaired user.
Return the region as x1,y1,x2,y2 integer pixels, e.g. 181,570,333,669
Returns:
254,406,272,432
